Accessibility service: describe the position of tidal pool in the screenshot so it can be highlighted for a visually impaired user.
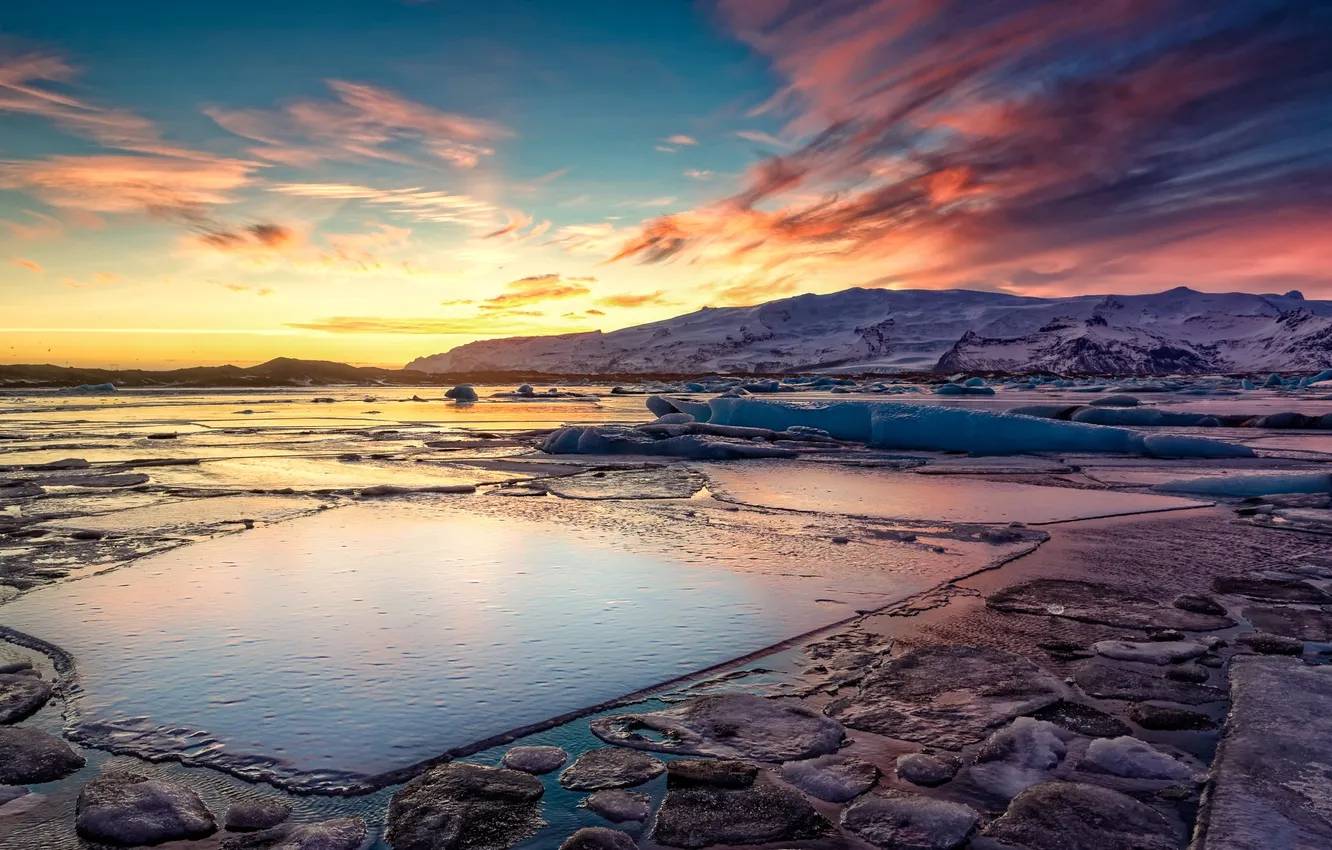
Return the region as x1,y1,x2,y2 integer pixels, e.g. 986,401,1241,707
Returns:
0,497,999,792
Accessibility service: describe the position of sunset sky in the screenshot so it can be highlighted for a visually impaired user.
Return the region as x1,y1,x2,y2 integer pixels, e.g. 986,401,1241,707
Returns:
3,0,1330,368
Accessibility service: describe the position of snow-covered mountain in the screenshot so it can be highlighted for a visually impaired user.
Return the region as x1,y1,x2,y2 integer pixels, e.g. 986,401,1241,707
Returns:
407,286,1332,375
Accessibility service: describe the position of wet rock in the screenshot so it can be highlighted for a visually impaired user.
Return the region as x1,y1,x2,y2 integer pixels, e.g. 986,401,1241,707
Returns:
1243,605,1332,641
76,772,217,846
1093,639,1208,665
446,385,478,403
222,817,367,849
558,827,637,850
386,762,545,850
970,717,1069,798
895,753,959,787
988,579,1234,630
1075,660,1227,704
1147,629,1186,642
0,673,54,723
1199,654,1225,668
1128,703,1217,731
1236,631,1304,655
651,783,831,848
779,754,878,802
1174,592,1227,616
1212,575,1331,603
559,748,666,791
500,745,568,775
1165,665,1211,683
1027,700,1131,738
0,785,28,806
825,645,1063,749
841,793,979,850
1082,737,1197,781
224,797,293,832
585,789,652,822
982,781,1179,850
0,726,85,784
592,693,843,761
666,758,758,789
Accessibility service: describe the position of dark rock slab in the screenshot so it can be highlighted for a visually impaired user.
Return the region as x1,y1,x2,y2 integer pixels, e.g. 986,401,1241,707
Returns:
0,673,53,724
500,745,567,775
841,793,979,850
1173,593,1227,616
1236,632,1304,656
1027,700,1131,738
779,754,878,803
1243,605,1332,641
76,772,217,846
895,753,959,787
1212,576,1331,603
558,827,637,850
1075,660,1226,704
825,645,1063,748
666,758,758,789
982,781,1179,850
592,693,843,762
651,783,831,848
559,748,665,791
585,789,651,822
224,797,293,832
0,726,85,785
988,579,1234,630
386,762,544,850
1194,656,1332,849
222,817,367,850
0,785,28,806
1128,703,1217,731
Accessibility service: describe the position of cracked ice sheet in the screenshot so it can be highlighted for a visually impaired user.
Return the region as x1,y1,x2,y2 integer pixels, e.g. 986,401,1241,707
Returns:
142,456,526,491
703,461,1204,524
32,495,330,535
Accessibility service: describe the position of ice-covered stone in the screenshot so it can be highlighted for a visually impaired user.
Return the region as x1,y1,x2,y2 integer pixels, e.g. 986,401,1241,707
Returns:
585,789,652,822
592,693,843,761
501,745,568,775
0,726,85,784
386,762,544,850
983,781,1179,850
779,754,878,802
841,793,980,850
541,425,796,460
445,385,478,402
1093,639,1209,665
970,717,1069,798
825,645,1063,749
1214,575,1331,603
558,827,637,850
1083,737,1197,781
651,783,831,848
558,748,666,791
895,753,959,787
76,772,217,846
1243,605,1332,641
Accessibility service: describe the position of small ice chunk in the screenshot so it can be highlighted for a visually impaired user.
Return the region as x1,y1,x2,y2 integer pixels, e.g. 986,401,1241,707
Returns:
969,718,1069,799
1083,737,1196,781
1156,471,1332,498
445,385,478,402
779,754,878,803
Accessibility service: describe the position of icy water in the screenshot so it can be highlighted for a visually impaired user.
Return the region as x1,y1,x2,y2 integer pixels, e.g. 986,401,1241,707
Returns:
0,498,997,792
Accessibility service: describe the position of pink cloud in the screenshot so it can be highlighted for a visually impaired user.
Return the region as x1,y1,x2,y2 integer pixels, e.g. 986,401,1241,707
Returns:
9,258,43,273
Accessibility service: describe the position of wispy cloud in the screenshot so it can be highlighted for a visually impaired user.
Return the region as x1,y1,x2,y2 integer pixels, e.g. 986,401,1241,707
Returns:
684,169,714,181
733,130,791,148
61,271,122,289
664,134,699,146
479,273,592,310
2,210,65,241
287,316,558,335
270,182,496,226
596,290,670,308
9,258,43,273
207,80,509,169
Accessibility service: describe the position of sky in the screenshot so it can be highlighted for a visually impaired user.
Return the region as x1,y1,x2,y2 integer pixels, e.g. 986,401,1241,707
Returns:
2,0,1330,369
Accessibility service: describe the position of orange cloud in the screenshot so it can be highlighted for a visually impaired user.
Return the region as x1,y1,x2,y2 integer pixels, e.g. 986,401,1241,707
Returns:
206,79,509,169
708,275,799,307
61,271,122,289
271,183,496,226
596,291,670,308
479,273,592,310
288,316,552,335
664,134,699,146
9,258,43,273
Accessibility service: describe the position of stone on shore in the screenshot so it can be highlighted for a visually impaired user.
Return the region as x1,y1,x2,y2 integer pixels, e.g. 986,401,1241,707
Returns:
559,748,666,791
558,827,637,850
895,753,959,787
1027,700,1131,738
1212,575,1331,603
501,745,568,775
779,754,878,802
982,781,1179,850
841,793,979,850
592,693,843,761
1236,631,1304,655
0,674,53,724
0,726,85,785
224,797,293,832
386,762,545,850
666,758,758,789
651,783,831,848
1128,703,1217,731
222,817,366,849
1092,639,1208,665
76,772,217,846
1082,737,1197,781
1243,605,1332,641
825,645,1063,748
1075,660,1226,704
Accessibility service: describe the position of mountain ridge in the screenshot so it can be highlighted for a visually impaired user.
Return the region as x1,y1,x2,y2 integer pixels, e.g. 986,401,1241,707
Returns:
409,286,1332,375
